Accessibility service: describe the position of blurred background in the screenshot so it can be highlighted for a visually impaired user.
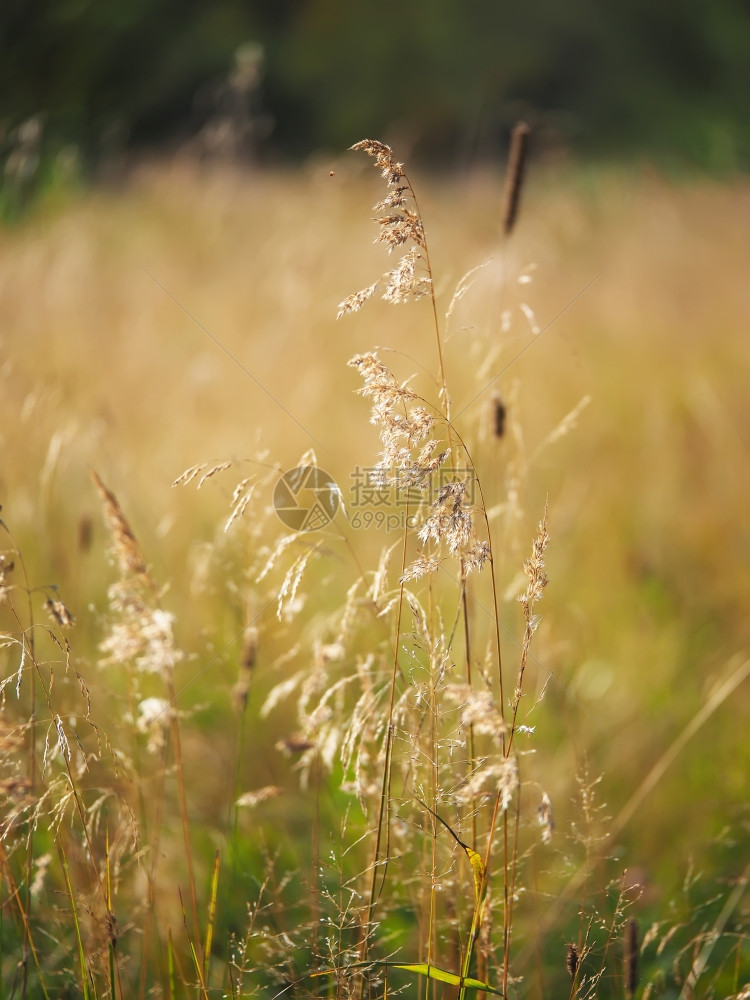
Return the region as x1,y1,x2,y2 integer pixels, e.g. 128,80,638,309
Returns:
1,3,749,992
2,0,750,208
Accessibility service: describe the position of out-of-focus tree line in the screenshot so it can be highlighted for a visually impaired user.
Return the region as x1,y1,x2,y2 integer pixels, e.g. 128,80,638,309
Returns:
2,0,749,200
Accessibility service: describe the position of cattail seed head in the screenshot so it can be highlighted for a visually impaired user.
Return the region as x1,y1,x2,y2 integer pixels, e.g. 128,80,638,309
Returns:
625,918,639,997
491,393,507,439
502,121,530,236
566,942,579,979
78,513,93,552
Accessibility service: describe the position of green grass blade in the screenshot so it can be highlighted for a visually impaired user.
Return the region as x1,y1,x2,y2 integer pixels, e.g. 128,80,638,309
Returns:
394,964,503,995
57,836,92,1000
203,850,221,982
167,930,176,1000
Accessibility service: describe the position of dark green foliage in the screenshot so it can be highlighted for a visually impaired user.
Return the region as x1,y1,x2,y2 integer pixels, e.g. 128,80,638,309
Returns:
2,0,750,182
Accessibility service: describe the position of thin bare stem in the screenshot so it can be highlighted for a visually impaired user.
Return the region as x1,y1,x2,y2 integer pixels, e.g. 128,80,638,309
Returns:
166,670,203,965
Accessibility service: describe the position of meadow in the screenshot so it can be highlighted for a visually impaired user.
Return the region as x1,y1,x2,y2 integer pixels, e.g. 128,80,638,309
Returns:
1,145,748,998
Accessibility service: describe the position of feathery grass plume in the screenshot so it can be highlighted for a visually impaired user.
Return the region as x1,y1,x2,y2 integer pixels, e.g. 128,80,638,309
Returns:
337,139,431,316
349,349,492,577
235,786,281,808
625,918,639,997
501,121,530,236
417,480,490,573
347,351,447,485
136,695,173,753
92,478,177,728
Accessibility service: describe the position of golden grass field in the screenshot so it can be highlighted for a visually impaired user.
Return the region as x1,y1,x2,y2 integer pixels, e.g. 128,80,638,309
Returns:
1,153,749,996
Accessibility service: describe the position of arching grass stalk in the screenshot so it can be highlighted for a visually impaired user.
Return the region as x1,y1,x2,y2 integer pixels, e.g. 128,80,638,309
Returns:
340,139,516,993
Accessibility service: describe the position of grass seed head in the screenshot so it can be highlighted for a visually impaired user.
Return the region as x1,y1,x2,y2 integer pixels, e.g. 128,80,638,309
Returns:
90,470,150,580
338,140,432,316
44,597,75,628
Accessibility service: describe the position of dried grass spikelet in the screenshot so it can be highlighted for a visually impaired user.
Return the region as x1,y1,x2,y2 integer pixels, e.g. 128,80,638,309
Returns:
348,351,448,485
337,139,431,317
136,696,173,753
225,478,255,532
44,597,75,628
513,501,550,710
172,461,233,489
92,473,183,678
499,754,519,810
236,786,281,808
417,480,490,575
400,555,441,583
173,461,259,532
518,500,550,606
100,598,182,676
419,481,472,552
537,791,554,844
491,393,507,439
370,542,399,603
382,246,432,304
90,470,150,580
502,121,530,236
445,684,506,750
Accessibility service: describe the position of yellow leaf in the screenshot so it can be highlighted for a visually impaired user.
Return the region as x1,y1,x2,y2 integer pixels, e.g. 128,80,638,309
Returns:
464,844,486,904
416,798,486,903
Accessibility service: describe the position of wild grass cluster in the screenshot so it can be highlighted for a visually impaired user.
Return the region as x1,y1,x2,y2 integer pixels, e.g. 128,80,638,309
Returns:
1,136,749,1000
